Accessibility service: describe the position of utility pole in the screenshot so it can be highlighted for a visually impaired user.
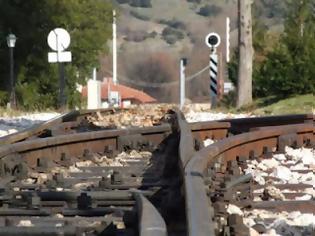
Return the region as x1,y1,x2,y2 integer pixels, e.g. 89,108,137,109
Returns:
113,10,118,85
237,0,253,108
226,17,230,63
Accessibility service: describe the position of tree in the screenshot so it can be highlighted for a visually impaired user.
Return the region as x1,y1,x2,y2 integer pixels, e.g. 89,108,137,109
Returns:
237,0,253,108
0,0,112,110
254,0,315,97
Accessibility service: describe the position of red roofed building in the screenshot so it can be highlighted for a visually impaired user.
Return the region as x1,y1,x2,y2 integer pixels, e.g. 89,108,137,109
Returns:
82,78,156,107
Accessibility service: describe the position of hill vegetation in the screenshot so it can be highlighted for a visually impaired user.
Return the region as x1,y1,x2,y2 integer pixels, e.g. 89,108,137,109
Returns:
0,0,312,111
111,0,312,107
105,0,289,103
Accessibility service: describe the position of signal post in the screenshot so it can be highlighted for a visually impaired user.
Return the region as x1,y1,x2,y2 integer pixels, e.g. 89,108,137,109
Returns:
205,33,221,108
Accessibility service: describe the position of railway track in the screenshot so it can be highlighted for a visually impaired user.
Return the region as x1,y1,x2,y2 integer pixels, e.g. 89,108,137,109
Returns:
0,108,313,235
0,108,126,145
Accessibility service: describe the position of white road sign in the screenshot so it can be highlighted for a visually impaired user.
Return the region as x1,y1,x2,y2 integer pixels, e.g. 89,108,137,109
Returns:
48,51,72,63
47,28,72,63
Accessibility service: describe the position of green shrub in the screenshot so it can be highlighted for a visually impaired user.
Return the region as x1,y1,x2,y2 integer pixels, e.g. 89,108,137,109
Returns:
219,90,237,108
148,31,157,38
198,4,222,17
116,0,129,4
16,82,57,110
163,35,177,45
129,0,152,8
0,90,8,107
158,19,186,30
130,10,150,21
162,27,185,45
254,44,315,98
187,0,201,3
253,0,315,98
124,30,157,42
227,50,238,88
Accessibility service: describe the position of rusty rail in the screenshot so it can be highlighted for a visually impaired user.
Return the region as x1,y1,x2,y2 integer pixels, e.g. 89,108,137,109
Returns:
183,123,314,236
0,108,124,145
135,193,167,236
222,113,314,134
0,109,233,236
0,109,314,235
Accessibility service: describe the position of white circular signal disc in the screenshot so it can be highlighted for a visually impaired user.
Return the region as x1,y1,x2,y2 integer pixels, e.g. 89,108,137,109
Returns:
47,28,71,51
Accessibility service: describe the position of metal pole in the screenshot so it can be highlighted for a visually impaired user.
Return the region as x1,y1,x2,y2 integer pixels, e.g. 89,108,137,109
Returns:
93,68,97,81
210,50,218,108
113,10,118,85
58,62,66,109
219,51,224,100
226,17,230,63
9,47,16,109
180,58,186,110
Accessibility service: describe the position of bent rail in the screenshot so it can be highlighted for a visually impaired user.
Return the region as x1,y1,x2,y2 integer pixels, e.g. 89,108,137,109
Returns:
222,114,314,134
184,123,314,236
0,108,123,145
135,193,167,236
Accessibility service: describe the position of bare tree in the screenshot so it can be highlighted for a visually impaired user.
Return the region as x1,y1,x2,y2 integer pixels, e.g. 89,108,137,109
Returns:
237,0,253,108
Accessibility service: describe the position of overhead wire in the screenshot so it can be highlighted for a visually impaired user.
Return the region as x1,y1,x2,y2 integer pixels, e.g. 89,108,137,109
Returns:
102,64,210,88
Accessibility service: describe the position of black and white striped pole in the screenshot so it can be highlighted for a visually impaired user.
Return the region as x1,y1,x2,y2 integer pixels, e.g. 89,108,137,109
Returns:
205,33,221,108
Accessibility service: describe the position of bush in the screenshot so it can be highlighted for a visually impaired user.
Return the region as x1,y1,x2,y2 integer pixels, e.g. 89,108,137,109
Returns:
158,19,186,30
130,10,150,21
162,27,185,44
227,50,239,87
0,90,8,107
198,4,222,17
253,0,315,98
148,31,157,38
187,0,201,3
129,0,152,8
254,44,315,98
116,0,129,4
16,82,57,110
124,30,156,42
220,90,237,108
163,35,178,45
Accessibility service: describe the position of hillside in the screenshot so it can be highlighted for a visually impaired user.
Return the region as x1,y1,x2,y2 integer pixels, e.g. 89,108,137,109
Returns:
100,0,286,103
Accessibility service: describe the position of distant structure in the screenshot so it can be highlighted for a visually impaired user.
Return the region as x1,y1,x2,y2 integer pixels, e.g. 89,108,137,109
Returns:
81,78,156,108
86,68,101,109
223,82,234,94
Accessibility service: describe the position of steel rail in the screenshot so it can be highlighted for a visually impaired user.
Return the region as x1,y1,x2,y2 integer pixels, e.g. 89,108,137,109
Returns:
0,110,191,236
0,118,232,169
1,109,314,236
0,108,123,145
221,113,314,134
175,110,216,236
134,193,167,236
184,123,314,236
0,124,171,168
